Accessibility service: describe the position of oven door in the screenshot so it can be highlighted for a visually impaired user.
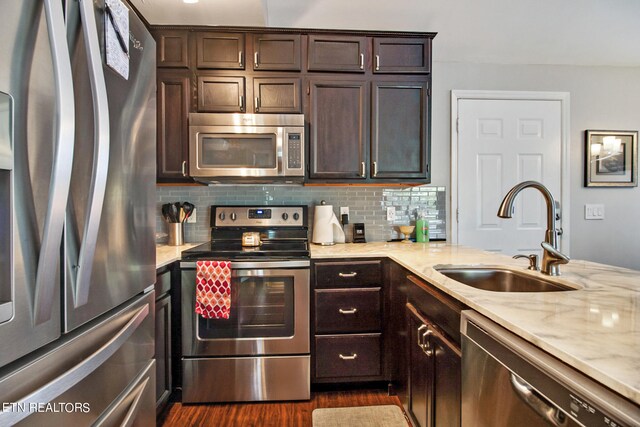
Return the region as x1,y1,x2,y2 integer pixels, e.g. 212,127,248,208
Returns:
180,260,310,357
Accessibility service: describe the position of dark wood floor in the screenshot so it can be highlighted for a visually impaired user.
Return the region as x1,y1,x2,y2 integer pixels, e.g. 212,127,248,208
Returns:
159,387,404,427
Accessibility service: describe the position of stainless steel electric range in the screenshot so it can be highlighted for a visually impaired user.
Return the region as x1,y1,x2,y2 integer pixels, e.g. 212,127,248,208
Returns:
180,205,310,403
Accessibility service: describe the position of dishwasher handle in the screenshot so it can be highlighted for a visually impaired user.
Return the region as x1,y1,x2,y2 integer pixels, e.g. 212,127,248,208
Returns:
510,373,568,427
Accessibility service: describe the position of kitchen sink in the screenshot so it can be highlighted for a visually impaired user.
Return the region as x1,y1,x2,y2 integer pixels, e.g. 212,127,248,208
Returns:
433,266,576,292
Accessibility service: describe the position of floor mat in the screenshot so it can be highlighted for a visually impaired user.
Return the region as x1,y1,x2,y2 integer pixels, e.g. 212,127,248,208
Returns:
312,405,409,427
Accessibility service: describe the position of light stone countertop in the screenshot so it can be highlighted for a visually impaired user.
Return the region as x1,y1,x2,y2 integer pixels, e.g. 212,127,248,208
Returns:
311,242,640,406
156,243,199,268
156,241,640,406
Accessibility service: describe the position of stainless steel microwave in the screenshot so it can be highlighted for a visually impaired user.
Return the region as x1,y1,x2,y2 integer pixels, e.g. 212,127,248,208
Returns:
189,113,305,184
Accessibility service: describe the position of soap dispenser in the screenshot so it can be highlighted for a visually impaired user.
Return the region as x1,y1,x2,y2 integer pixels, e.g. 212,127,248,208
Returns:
416,211,429,243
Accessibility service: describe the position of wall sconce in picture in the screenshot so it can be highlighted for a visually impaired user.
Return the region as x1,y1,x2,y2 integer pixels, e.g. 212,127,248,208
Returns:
585,130,638,187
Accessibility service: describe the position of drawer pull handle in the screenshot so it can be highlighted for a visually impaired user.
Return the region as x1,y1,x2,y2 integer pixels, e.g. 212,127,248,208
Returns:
339,353,358,360
338,308,358,315
338,272,357,278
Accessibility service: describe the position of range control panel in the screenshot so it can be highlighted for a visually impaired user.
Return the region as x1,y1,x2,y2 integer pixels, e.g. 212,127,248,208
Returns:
213,206,306,227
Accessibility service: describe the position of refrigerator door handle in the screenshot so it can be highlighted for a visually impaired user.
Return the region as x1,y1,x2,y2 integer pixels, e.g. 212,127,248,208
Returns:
72,0,111,307
33,0,76,324
0,303,149,426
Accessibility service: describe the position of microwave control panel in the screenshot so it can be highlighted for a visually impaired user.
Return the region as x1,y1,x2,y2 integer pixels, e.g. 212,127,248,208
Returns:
287,133,302,169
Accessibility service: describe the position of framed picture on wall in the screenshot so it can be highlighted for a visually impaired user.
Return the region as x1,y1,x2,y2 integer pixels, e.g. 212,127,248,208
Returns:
585,130,638,187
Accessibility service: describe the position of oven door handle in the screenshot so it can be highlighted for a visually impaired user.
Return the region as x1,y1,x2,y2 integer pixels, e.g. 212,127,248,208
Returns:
180,260,310,269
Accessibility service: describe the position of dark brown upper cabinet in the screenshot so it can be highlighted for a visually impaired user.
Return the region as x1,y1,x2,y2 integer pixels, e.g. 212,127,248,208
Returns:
252,34,302,71
157,70,192,182
308,35,368,73
154,30,190,68
196,32,245,70
373,37,431,74
309,80,368,179
371,81,429,179
253,78,301,113
198,76,245,112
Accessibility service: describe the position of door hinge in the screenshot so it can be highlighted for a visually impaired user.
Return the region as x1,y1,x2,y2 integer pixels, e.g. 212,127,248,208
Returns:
307,84,310,95
456,118,459,133
456,208,459,223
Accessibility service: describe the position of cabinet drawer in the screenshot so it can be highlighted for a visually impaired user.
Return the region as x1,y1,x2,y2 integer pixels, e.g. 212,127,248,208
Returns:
315,334,381,378
314,260,382,288
315,288,381,333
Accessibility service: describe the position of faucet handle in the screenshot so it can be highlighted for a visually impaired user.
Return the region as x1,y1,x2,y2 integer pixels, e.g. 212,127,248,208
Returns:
541,242,570,264
513,254,539,270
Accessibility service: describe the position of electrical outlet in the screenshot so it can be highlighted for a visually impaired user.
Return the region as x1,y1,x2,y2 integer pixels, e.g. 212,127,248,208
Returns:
340,207,349,216
187,208,197,223
386,207,396,221
585,204,604,220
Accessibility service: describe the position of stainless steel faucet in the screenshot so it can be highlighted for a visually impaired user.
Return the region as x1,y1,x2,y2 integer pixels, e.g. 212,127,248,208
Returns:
497,181,569,276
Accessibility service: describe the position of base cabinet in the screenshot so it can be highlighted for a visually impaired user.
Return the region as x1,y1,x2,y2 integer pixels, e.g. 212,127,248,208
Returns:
155,267,173,414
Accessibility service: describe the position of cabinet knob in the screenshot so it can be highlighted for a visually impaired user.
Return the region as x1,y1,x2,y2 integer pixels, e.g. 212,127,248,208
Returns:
230,213,237,221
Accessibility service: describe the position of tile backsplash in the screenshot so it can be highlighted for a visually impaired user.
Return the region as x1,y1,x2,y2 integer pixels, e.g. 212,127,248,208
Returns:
156,185,446,243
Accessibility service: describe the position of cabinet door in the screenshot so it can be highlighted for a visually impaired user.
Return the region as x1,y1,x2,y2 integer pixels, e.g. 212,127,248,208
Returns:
433,335,461,427
308,35,367,72
371,81,429,179
198,76,245,112
157,71,191,182
195,32,245,69
407,306,435,427
253,78,301,113
154,30,190,68
155,293,172,413
309,80,368,179
373,37,431,74
252,34,301,71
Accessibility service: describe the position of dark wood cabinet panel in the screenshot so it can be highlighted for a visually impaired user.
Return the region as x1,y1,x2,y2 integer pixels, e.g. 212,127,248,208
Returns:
253,78,301,113
252,34,301,71
155,293,172,413
309,80,368,179
315,334,382,379
407,307,434,427
314,260,382,288
196,32,245,69
371,81,429,179
315,288,381,334
155,30,190,68
373,37,431,74
198,76,245,112
308,35,367,72
157,71,191,182
433,335,461,427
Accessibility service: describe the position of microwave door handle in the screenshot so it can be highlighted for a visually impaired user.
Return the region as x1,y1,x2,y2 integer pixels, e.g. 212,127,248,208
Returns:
72,0,111,307
33,0,76,324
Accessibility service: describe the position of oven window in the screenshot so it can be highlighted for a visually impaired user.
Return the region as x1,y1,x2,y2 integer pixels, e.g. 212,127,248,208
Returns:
200,134,277,169
197,275,294,339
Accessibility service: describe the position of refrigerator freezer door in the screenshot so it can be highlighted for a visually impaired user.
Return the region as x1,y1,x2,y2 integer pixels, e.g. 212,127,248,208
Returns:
0,0,70,368
64,0,156,332
0,291,155,426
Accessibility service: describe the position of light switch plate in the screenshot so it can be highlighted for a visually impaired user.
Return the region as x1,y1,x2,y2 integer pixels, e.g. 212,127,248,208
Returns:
585,204,604,220
340,207,349,216
386,207,396,221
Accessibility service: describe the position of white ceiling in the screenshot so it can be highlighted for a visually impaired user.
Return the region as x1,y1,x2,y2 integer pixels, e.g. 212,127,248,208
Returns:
130,0,640,66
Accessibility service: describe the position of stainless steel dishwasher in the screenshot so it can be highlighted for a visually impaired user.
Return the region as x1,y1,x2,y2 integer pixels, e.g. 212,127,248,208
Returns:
461,311,640,427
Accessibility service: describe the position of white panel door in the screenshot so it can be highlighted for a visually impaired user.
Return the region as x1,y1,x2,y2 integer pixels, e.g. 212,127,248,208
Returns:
456,98,562,256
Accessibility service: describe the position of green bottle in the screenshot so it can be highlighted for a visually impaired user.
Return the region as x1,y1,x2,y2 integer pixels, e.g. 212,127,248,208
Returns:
416,214,429,243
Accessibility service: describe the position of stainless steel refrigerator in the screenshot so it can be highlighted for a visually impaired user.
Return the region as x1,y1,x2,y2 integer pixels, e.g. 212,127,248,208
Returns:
0,0,156,424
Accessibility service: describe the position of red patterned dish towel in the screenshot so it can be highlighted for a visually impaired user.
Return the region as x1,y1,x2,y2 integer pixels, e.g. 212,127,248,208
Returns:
195,260,232,319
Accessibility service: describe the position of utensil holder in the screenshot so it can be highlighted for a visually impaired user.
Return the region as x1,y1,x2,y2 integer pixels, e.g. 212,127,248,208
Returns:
168,223,184,246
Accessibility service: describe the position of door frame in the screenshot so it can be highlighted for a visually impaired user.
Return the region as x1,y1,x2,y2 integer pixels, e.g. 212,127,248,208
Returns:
450,90,571,254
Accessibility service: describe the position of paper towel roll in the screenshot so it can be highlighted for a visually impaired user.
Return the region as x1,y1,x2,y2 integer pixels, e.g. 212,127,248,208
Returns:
312,204,345,244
